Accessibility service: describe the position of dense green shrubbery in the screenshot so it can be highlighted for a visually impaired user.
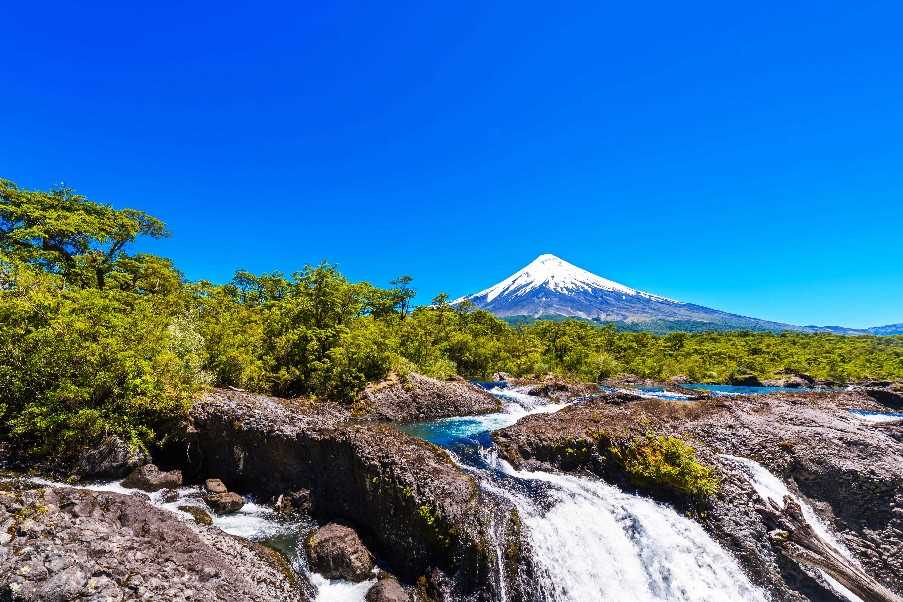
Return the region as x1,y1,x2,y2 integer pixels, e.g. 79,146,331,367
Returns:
612,434,719,499
2,177,902,462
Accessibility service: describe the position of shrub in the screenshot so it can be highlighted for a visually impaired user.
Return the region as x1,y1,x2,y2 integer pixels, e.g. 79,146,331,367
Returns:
611,434,719,499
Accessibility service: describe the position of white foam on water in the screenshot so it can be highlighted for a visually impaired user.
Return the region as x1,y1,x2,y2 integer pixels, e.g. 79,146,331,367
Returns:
478,462,766,602
310,574,375,602
604,386,693,401
426,386,570,438
26,476,296,539
26,475,379,598
720,455,865,602
848,409,903,424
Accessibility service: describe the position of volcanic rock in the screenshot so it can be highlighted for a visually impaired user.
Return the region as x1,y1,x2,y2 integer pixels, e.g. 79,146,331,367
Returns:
0,484,310,601
359,372,501,420
306,523,374,582
122,464,183,492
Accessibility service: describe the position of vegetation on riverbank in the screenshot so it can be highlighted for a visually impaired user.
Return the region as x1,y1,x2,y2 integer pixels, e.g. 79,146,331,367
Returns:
2,178,902,461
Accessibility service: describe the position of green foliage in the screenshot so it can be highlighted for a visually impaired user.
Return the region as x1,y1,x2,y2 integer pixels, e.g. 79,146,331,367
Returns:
2,176,902,467
0,178,168,289
609,434,719,499
0,259,202,460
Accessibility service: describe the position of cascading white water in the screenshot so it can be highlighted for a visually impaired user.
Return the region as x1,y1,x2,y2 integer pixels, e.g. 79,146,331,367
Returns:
469,457,767,602
26,476,368,601
720,454,865,602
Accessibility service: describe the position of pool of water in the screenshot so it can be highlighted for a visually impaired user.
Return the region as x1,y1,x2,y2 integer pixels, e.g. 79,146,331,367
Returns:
682,384,814,396
397,386,567,451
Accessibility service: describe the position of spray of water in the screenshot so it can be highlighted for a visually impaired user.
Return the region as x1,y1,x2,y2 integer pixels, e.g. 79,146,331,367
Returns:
720,454,865,602
466,458,767,602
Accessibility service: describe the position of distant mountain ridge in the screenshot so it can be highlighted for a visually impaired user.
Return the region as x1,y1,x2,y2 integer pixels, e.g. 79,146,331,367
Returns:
454,254,902,335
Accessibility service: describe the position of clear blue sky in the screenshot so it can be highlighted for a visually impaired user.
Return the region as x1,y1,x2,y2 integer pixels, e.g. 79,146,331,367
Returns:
2,2,901,328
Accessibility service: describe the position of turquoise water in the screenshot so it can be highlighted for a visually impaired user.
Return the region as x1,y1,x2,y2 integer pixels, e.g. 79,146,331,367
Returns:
683,384,814,396
397,417,495,448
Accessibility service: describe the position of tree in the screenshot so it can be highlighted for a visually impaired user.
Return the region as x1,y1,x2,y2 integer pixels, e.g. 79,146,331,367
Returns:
390,275,415,317
0,179,168,288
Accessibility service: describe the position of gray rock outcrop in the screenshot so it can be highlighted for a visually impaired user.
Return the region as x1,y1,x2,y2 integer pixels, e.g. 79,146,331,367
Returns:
0,484,310,601
122,463,183,492
306,523,374,582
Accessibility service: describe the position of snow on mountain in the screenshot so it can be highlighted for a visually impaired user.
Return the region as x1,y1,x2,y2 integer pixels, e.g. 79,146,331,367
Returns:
459,254,672,304
453,254,902,334
454,254,801,331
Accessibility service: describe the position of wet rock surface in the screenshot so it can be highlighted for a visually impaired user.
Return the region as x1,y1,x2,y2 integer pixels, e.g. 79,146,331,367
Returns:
121,463,183,492
359,372,502,420
0,483,309,601
494,389,903,600
188,388,502,597
306,522,375,581
74,435,148,479
516,377,600,401
366,575,411,602
205,491,245,513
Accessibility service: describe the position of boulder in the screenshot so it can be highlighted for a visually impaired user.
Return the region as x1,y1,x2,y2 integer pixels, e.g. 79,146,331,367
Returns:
205,491,245,513
0,484,310,601
366,577,410,602
763,376,809,388
75,435,148,479
160,488,180,503
205,478,228,494
306,523,374,582
122,464,183,492
359,372,501,420
276,489,312,514
668,375,691,385
730,373,764,387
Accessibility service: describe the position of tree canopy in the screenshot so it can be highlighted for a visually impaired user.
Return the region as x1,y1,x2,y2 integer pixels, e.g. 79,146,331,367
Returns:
1,177,901,465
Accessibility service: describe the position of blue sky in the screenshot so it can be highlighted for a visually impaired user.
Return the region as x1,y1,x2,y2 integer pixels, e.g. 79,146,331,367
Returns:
2,2,902,328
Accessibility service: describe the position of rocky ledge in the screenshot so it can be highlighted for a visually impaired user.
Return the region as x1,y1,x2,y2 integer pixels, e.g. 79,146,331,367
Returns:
186,388,512,598
494,389,903,601
0,483,310,601
358,372,502,420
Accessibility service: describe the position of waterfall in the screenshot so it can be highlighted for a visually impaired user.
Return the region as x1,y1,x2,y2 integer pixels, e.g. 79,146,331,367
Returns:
471,457,767,602
721,454,865,602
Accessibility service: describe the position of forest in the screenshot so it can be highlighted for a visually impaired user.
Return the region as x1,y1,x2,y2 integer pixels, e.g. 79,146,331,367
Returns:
2,178,902,461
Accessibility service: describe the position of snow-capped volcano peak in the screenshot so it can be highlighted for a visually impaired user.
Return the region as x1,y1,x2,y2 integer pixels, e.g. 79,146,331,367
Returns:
463,254,664,303
453,254,897,333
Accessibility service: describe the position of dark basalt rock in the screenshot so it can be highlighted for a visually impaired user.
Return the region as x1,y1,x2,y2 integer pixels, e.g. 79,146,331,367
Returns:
74,435,148,479
520,378,599,401
276,489,312,514
493,389,903,601
306,522,375,582
0,484,311,601
122,463,183,492
205,491,245,513
366,576,411,602
730,373,764,386
359,372,501,420
763,375,810,388
187,388,503,599
865,387,903,409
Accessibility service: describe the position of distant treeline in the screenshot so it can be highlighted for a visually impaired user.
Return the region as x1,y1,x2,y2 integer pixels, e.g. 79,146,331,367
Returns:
2,178,901,461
